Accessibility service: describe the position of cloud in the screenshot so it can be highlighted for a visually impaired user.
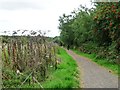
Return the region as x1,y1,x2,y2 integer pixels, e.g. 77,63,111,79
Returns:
0,0,93,37
0,0,51,10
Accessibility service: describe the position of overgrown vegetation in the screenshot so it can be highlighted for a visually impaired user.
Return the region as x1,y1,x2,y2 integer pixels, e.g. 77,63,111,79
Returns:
2,30,79,88
58,2,120,71
42,47,79,88
2,30,59,88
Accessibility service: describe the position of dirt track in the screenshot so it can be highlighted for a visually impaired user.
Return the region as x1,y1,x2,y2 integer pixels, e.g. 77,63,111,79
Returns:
66,49,118,88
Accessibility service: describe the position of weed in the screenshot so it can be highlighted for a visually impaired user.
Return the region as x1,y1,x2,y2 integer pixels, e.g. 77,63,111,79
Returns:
42,47,80,88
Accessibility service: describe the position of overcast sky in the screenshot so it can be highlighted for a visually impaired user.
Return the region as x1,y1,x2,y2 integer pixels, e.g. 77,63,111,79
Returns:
0,0,93,37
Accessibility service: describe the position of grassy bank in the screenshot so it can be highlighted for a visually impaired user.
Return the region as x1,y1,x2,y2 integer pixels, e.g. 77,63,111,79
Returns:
42,47,80,88
72,49,119,76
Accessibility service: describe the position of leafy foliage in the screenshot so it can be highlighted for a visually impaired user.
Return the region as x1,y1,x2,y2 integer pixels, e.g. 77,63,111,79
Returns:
59,2,120,64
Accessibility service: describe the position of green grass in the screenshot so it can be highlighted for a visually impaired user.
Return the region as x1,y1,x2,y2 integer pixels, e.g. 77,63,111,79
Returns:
42,47,80,88
2,47,80,88
72,49,119,76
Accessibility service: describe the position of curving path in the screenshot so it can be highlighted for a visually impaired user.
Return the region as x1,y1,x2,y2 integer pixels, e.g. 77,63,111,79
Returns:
66,49,118,88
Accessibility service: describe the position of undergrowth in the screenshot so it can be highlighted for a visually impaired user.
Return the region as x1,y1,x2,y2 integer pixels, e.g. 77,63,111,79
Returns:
2,47,80,88
42,47,80,88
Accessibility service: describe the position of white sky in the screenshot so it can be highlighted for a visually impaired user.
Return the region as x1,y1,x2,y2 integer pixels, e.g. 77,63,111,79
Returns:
0,0,93,37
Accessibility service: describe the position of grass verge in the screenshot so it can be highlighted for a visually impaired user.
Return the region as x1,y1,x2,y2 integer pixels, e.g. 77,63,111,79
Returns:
72,49,119,76
42,47,80,88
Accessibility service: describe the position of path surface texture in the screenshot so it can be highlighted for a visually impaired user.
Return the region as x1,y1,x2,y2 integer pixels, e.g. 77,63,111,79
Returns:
66,49,118,88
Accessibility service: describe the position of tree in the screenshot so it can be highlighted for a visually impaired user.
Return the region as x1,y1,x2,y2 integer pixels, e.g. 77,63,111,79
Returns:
59,14,75,48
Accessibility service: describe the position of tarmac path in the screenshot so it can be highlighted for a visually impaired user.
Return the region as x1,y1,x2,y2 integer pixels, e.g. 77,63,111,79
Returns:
66,49,118,88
